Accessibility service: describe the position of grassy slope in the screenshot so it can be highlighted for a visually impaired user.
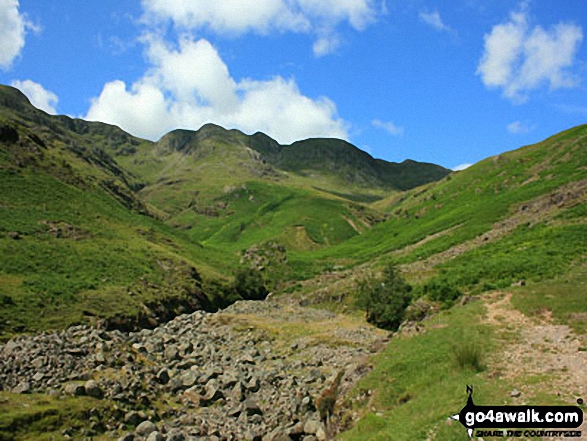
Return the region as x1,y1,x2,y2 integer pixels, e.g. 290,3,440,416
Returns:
335,127,587,440
1,83,587,440
109,124,446,253
289,124,587,284
0,88,232,338
339,263,587,440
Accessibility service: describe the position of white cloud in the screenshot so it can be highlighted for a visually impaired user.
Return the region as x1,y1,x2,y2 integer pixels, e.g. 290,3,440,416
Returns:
0,0,35,70
313,34,341,57
419,10,453,33
11,79,58,114
86,37,348,144
507,120,534,134
477,5,583,102
141,0,379,56
372,119,404,136
453,163,472,171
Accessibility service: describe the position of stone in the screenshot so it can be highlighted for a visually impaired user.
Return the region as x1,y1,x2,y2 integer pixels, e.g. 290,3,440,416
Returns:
180,370,199,389
201,383,224,405
84,380,103,399
166,430,186,441
220,371,239,388
156,368,170,384
146,431,165,441
244,430,262,441
124,411,144,427
117,433,135,441
164,345,180,361
244,398,263,416
230,381,245,402
64,383,85,396
245,375,260,392
12,381,31,394
240,353,256,364
286,422,305,437
303,420,322,435
135,420,157,437
510,389,521,398
315,427,327,440
95,352,106,364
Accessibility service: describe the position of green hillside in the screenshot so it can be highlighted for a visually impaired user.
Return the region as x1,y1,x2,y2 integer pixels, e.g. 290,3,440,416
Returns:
1,83,587,440
106,122,448,251
291,124,587,289
0,86,232,338
0,84,449,337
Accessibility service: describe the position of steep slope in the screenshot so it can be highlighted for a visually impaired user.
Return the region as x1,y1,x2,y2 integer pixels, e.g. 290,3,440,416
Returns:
249,133,448,192
289,124,587,295
0,86,232,338
0,84,448,336
108,122,448,250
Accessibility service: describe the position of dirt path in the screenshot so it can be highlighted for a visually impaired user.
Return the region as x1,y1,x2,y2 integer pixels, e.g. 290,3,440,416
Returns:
483,292,587,440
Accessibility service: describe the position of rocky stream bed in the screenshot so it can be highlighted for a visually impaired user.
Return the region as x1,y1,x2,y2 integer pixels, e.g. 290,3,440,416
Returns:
0,300,387,440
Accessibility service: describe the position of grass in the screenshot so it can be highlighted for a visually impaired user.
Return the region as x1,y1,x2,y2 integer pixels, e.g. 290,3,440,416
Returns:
0,168,230,338
339,302,507,441
292,124,587,276
511,263,587,334
0,392,114,441
452,340,485,372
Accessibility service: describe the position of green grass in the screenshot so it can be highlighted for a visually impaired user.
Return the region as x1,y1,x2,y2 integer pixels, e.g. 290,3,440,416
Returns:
339,302,508,441
426,222,587,295
511,263,587,334
0,392,113,441
0,167,231,338
289,124,587,281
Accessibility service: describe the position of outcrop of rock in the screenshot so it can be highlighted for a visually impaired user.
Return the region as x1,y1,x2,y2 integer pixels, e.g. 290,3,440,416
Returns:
0,300,384,440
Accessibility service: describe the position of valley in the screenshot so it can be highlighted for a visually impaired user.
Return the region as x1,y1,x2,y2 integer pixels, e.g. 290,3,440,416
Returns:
0,84,586,440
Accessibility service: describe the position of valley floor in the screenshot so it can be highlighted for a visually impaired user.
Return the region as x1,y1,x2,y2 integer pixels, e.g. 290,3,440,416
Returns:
2,285,586,441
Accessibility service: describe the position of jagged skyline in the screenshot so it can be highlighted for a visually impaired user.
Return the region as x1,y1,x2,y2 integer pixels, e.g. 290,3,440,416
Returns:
1,0,586,170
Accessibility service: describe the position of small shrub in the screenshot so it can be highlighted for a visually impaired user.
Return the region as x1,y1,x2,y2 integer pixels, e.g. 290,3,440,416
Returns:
424,278,462,304
355,263,412,331
234,267,268,301
317,371,344,421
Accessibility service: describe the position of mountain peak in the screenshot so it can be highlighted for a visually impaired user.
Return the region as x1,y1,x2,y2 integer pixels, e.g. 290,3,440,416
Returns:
0,85,34,113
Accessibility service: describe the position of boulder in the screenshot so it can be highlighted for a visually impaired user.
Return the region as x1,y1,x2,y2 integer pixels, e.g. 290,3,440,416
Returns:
244,398,263,416
84,379,103,399
64,383,85,396
146,431,165,441
135,420,157,437
12,381,31,394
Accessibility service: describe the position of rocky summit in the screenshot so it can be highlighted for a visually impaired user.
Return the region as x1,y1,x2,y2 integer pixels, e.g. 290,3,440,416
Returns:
0,300,385,440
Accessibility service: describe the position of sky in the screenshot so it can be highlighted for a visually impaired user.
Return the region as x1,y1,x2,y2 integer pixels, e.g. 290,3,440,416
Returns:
1,0,586,171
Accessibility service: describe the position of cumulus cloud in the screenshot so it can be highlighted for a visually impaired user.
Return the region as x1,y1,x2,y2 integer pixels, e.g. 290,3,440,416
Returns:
86,37,348,143
372,119,404,137
453,163,472,171
477,5,583,102
0,0,35,69
313,34,341,57
141,0,379,56
507,120,534,134
419,10,454,33
11,79,58,114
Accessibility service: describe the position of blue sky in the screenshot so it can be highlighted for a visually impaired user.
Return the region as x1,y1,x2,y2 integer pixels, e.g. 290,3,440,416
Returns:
1,0,586,170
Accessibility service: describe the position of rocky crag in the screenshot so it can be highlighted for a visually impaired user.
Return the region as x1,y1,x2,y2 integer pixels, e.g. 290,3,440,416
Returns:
0,300,386,440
